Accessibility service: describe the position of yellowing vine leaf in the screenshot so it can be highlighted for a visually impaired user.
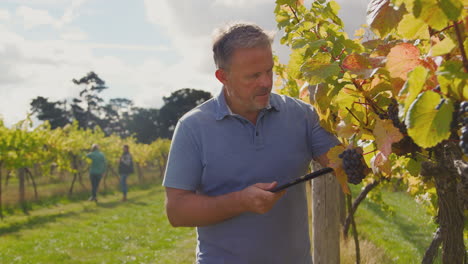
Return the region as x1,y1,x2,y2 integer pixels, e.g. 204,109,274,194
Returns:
431,36,456,56
342,54,384,79
386,43,423,81
413,0,451,30
336,120,359,139
397,13,430,39
367,0,405,37
370,151,392,176
373,119,404,157
326,145,350,194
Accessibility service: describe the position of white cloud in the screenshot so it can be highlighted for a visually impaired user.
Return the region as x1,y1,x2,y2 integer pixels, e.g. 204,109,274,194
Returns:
212,0,272,8
0,0,369,127
60,0,89,25
60,28,88,41
16,6,58,29
15,0,89,30
84,43,170,52
0,9,11,21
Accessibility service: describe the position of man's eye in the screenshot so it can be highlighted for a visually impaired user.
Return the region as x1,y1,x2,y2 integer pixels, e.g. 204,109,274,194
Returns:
251,73,261,78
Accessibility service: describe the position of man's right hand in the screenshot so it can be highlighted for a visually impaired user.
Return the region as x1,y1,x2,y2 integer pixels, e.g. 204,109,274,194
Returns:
165,182,286,227
239,182,286,214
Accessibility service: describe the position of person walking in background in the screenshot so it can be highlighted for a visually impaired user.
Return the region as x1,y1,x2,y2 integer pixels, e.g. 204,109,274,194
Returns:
86,143,106,202
118,144,134,201
163,22,339,263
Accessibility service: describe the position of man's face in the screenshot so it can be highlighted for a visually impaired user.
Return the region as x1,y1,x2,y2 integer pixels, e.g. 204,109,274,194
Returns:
218,46,274,115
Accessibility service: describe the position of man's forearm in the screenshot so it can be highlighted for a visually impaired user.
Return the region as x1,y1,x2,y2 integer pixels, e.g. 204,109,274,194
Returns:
165,188,245,227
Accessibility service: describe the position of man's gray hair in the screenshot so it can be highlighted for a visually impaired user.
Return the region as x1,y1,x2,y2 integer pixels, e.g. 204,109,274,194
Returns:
91,143,99,151
212,22,274,70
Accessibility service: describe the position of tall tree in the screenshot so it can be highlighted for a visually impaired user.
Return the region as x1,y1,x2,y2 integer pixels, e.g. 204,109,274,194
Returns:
30,97,70,129
70,71,108,130
159,88,212,138
101,98,134,137
127,107,161,144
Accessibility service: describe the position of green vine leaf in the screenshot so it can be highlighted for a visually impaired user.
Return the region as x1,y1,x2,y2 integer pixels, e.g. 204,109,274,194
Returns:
406,91,454,148
399,65,429,118
437,61,468,101
439,0,463,21
301,53,341,84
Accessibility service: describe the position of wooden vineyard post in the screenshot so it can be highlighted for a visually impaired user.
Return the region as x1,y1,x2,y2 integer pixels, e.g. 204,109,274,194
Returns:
311,161,341,264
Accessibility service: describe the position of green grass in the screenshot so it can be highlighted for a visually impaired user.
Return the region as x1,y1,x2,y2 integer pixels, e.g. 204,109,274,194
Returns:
350,184,441,264
0,185,196,264
0,181,452,264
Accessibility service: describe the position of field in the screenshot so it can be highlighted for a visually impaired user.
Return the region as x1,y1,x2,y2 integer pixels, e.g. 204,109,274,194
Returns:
0,178,446,264
0,185,196,264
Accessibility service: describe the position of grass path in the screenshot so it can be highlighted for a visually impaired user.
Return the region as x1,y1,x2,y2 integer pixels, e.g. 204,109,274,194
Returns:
0,183,453,264
350,185,441,264
0,186,196,264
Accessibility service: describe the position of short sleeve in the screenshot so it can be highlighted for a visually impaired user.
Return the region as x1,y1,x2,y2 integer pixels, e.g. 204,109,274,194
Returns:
305,105,340,158
163,120,203,191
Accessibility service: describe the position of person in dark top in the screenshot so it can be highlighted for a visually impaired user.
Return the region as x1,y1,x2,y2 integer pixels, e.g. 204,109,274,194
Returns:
118,144,134,201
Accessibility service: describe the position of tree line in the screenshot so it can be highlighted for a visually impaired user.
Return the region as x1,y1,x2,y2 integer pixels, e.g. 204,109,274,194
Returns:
30,71,213,143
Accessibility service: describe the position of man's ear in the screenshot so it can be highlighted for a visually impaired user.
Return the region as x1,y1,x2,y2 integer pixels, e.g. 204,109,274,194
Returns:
215,69,227,85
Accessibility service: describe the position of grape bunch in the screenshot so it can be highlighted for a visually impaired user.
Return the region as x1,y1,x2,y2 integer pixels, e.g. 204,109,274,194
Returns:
378,98,407,135
460,101,468,155
339,148,368,184
387,99,407,135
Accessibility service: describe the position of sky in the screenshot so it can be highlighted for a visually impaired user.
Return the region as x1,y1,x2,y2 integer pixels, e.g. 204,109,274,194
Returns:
0,0,368,127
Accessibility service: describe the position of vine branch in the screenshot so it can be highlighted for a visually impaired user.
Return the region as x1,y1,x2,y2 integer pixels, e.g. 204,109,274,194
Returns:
430,21,462,36
345,107,372,132
287,4,300,24
453,21,468,73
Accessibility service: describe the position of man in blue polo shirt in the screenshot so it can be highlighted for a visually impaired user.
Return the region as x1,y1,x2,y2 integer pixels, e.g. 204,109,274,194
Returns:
163,22,339,264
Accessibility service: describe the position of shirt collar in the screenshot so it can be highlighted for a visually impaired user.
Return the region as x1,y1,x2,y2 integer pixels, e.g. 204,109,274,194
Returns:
215,88,280,121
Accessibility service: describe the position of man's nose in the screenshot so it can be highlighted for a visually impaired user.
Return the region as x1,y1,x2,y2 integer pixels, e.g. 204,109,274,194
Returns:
258,73,272,87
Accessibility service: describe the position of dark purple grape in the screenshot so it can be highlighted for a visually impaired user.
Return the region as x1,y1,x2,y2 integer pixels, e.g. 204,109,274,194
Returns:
339,148,368,184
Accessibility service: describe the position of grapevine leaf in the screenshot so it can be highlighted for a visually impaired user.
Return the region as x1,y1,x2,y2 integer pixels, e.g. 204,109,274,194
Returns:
312,83,332,111
413,0,449,31
292,38,309,50
373,119,404,157
370,151,392,176
288,47,306,79
334,85,359,111
367,0,405,37
342,54,383,79
276,0,297,5
399,65,429,118
301,53,341,84
406,157,421,177
336,120,359,139
386,43,423,81
397,14,429,39
437,61,468,101
431,36,456,56
324,1,343,27
439,0,463,21
406,91,454,148
326,145,350,194
308,39,328,51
